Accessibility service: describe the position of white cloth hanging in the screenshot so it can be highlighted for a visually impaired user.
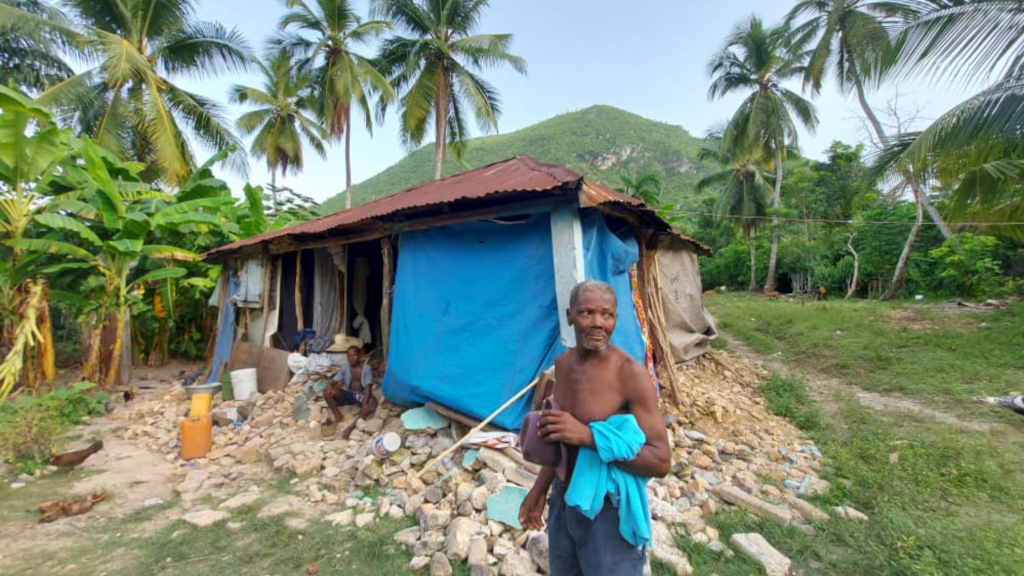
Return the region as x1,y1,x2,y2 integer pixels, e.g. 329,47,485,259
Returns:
351,257,372,344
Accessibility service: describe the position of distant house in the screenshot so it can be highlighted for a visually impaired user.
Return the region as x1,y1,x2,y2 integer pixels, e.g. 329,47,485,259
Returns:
203,155,716,429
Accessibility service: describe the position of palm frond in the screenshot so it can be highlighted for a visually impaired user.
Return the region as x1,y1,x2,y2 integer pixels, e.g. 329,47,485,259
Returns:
157,20,254,79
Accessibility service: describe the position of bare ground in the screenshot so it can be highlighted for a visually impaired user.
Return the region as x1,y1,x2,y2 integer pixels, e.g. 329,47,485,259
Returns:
720,333,1008,433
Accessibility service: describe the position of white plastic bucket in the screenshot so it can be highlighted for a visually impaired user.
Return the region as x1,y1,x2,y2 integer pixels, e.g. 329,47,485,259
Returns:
230,368,258,401
373,432,401,458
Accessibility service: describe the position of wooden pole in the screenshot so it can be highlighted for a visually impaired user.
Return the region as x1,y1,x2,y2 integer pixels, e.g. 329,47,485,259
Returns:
416,373,543,478
380,237,393,367
294,250,304,353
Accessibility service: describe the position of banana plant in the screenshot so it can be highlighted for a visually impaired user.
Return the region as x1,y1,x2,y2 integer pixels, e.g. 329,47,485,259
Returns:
7,137,229,387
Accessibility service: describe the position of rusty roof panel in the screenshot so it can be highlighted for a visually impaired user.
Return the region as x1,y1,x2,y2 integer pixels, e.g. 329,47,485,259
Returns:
205,155,581,258
204,154,710,259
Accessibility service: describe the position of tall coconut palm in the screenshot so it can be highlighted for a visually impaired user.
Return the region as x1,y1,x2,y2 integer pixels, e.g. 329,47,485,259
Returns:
698,135,774,292
874,1,1024,233
0,0,75,93
708,16,819,293
786,0,953,241
868,0,1024,297
275,0,395,209
372,0,527,180
2,0,253,186
231,49,327,213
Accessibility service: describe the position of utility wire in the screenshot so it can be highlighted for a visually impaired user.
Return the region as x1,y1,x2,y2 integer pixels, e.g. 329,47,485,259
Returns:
665,211,1024,227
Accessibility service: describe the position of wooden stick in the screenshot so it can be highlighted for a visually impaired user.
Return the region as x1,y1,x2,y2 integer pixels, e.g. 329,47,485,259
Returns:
416,373,543,478
426,401,501,432
424,401,541,474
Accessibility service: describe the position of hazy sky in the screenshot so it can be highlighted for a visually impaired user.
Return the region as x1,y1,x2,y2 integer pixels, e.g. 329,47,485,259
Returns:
178,0,972,202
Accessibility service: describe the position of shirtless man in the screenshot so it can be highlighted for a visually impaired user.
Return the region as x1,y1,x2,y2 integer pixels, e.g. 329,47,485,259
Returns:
519,280,670,576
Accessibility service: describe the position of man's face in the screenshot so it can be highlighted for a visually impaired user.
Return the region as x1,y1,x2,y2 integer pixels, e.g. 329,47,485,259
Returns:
347,349,360,365
568,289,617,351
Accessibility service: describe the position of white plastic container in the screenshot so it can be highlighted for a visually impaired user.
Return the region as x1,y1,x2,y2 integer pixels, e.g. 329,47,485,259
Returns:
373,432,402,458
230,368,259,401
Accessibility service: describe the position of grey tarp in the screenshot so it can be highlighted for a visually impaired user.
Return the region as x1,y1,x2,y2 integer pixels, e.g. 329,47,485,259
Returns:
656,235,718,362
312,248,341,338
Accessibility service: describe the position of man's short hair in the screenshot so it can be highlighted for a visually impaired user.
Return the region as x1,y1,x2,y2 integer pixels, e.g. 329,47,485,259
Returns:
569,280,617,312
347,345,361,354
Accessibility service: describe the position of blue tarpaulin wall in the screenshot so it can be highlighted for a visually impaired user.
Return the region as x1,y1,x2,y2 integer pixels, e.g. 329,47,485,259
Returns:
382,209,646,430
207,271,241,384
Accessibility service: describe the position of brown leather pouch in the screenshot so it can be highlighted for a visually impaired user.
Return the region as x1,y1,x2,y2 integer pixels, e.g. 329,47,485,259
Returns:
519,397,562,468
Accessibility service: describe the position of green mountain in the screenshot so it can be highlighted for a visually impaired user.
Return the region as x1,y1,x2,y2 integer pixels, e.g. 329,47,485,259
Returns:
320,105,712,214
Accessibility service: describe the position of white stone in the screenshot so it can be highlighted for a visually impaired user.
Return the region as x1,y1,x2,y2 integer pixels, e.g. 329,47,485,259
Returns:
219,491,261,510
394,526,422,547
834,505,868,521
446,517,484,561
410,556,431,571
355,513,375,528
730,533,791,576
526,531,549,573
324,509,354,526
499,548,537,576
651,544,693,576
471,486,489,511
430,552,453,576
182,509,229,527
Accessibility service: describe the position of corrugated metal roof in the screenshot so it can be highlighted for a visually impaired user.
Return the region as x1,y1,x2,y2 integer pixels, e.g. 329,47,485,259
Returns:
204,155,710,259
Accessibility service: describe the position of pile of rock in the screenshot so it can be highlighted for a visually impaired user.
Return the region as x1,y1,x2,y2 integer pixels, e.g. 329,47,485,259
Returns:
113,350,855,576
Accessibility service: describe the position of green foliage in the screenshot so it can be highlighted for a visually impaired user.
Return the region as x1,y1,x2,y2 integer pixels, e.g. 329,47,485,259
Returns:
0,382,107,471
708,294,1024,412
0,397,62,472
927,233,1013,298
700,296,1024,576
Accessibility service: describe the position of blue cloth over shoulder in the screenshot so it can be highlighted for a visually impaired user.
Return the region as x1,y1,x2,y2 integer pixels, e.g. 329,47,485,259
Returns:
564,414,652,548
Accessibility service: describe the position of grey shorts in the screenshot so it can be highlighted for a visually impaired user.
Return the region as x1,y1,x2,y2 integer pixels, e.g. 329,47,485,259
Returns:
547,478,647,576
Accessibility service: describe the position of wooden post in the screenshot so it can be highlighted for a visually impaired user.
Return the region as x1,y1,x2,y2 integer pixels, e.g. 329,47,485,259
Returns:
380,237,393,367
295,250,304,353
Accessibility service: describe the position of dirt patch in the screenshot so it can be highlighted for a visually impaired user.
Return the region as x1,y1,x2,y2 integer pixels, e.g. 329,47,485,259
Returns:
721,333,1005,433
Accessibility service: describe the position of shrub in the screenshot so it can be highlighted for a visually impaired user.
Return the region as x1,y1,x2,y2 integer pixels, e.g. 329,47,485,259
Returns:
0,402,63,473
927,234,1011,298
0,382,109,472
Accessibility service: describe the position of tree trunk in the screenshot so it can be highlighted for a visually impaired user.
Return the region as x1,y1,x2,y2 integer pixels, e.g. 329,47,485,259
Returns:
748,240,758,292
37,292,55,382
345,115,353,209
433,74,449,181
764,147,783,293
82,316,104,384
845,233,859,300
270,170,278,216
855,76,952,239
104,304,126,388
880,189,924,301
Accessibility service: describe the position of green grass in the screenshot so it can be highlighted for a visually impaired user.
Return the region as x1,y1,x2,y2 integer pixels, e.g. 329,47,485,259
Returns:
687,294,1024,576
707,293,1024,419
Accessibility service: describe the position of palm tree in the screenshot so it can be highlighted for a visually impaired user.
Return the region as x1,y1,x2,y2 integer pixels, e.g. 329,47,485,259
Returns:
373,0,527,180
697,135,774,291
617,168,663,206
874,1,1024,232
0,0,74,93
231,49,327,213
275,0,395,209
708,15,819,293
869,1,1024,297
786,0,953,240
2,0,253,186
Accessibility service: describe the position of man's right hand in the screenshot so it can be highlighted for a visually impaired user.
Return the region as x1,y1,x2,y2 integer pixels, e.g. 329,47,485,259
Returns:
518,488,546,530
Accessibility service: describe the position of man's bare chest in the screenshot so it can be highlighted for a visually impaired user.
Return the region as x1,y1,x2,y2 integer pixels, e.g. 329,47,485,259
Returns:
553,365,627,424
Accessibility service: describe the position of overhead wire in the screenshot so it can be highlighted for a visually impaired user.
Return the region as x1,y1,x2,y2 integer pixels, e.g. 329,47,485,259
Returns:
664,210,1024,228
